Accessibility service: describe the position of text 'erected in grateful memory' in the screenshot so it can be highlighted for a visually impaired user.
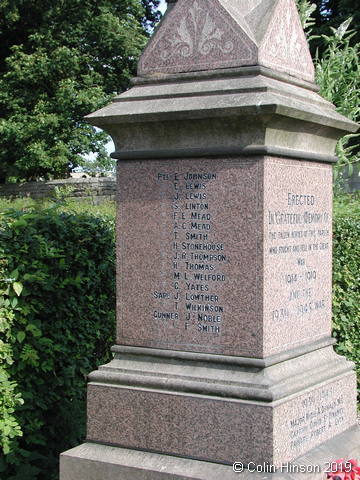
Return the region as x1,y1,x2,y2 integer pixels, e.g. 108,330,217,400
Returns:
267,192,331,323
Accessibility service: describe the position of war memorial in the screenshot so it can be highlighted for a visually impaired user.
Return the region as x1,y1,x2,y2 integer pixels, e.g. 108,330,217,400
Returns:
60,0,360,478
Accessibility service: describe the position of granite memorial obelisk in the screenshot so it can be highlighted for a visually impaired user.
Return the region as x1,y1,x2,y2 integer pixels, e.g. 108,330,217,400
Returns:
60,0,359,478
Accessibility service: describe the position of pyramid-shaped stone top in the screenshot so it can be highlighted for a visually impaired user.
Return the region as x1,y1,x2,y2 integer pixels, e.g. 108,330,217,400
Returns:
138,0,315,82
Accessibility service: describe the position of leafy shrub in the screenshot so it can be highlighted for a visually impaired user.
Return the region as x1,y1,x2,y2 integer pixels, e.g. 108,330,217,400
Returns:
0,203,115,480
333,207,360,400
0,253,24,456
334,192,360,218
297,2,359,191
315,19,360,188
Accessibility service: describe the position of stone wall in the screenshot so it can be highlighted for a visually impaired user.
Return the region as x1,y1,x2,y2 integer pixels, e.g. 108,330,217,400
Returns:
0,177,117,203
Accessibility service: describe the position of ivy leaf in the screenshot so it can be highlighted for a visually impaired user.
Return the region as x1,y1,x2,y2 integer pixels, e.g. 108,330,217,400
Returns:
13,282,23,296
17,331,26,343
9,269,19,280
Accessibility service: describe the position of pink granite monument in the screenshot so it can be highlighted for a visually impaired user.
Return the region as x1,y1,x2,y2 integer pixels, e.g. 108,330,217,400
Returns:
60,1,359,478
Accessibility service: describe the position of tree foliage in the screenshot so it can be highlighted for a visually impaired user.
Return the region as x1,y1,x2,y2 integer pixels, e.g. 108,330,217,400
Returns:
0,0,160,182
296,0,359,190
311,0,360,48
315,19,359,184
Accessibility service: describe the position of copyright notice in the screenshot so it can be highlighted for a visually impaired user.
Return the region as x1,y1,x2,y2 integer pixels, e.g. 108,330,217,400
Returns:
233,462,322,474
233,460,358,475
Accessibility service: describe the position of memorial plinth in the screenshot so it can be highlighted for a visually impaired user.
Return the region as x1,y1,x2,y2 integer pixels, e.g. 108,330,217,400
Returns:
60,0,359,478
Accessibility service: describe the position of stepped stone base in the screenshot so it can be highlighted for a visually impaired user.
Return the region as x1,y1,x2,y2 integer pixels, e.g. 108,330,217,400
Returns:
60,426,360,480
82,343,357,466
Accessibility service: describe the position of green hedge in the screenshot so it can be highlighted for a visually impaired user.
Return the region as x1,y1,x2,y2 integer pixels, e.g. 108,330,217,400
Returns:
0,203,115,480
333,214,360,399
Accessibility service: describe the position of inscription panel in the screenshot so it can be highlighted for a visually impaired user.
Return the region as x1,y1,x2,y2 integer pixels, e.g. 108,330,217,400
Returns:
274,375,357,463
263,158,333,356
116,158,262,356
117,157,334,358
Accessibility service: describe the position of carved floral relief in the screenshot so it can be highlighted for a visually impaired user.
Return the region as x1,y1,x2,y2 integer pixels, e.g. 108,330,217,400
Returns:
160,1,235,61
138,0,256,75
